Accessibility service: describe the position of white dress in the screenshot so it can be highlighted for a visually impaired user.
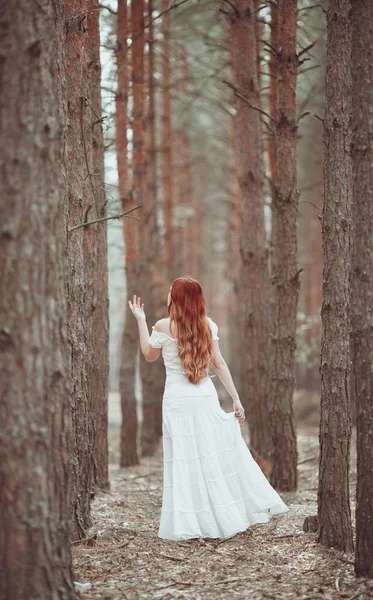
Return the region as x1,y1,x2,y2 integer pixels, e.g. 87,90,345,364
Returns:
149,316,289,541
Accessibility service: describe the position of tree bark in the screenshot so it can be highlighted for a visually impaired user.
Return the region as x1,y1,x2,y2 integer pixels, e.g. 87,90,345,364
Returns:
161,0,174,277
317,0,354,552
117,0,143,466
227,0,273,461
140,0,164,457
269,0,299,491
65,0,93,540
268,1,278,281
85,0,110,491
0,0,75,596
351,0,373,575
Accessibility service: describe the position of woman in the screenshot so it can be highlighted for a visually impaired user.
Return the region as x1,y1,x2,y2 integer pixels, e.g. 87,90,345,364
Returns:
129,276,289,541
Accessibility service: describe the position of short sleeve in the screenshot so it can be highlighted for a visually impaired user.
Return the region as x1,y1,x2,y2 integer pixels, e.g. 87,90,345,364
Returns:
149,326,165,348
207,317,219,341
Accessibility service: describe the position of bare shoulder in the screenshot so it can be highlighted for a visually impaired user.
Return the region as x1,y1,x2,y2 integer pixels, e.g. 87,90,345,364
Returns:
154,318,171,333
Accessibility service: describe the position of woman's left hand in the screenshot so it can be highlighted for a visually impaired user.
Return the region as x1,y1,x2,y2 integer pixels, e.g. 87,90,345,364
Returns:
129,294,146,322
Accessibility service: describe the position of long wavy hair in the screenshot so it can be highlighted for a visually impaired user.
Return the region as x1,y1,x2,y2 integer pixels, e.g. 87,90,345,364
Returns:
168,276,213,384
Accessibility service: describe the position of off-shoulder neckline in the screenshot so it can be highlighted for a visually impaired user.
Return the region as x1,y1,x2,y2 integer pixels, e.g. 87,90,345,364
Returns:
152,316,215,342
151,325,177,341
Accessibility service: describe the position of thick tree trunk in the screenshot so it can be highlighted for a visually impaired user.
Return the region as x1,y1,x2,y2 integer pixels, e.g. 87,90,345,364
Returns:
0,0,75,597
269,0,299,491
65,0,109,536
161,0,174,277
140,0,164,457
85,0,110,491
65,0,93,540
351,0,373,575
317,0,354,552
228,0,272,461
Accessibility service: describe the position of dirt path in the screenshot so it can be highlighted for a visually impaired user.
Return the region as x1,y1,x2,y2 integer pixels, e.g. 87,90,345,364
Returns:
72,421,372,600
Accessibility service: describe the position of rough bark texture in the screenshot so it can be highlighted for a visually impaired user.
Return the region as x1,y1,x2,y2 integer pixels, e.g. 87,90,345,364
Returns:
65,0,93,541
140,0,164,457
85,0,110,492
117,0,142,467
317,0,354,552
269,0,299,491
228,0,272,461
351,0,373,575
173,49,191,277
161,0,174,276
268,1,278,280
227,118,245,404
65,0,110,537
0,0,75,597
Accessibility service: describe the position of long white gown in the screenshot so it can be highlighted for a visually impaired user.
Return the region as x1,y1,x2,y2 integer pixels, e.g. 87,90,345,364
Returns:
149,317,289,541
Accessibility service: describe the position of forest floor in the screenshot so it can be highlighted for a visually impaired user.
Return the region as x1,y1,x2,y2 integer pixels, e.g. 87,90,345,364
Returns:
72,395,372,600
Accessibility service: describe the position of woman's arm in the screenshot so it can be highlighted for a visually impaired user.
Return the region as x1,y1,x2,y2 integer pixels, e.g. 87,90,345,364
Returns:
128,295,161,362
211,340,245,422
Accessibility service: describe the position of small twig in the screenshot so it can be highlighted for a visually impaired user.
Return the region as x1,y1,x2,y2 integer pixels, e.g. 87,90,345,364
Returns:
215,575,257,585
274,532,309,539
156,579,193,590
298,110,310,122
99,3,117,15
126,0,190,53
314,112,324,123
255,3,269,13
298,3,324,13
66,5,116,20
299,64,321,75
224,0,240,17
117,540,131,549
71,534,97,545
69,205,142,232
298,40,317,58
84,203,94,223
298,454,318,464
156,552,189,562
260,39,279,56
223,80,276,123
299,199,322,210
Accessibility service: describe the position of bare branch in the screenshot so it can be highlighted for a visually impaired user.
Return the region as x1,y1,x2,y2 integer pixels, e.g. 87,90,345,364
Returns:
69,205,142,233
298,40,317,58
298,110,310,122
223,79,276,123
260,38,279,56
99,3,117,15
223,0,240,17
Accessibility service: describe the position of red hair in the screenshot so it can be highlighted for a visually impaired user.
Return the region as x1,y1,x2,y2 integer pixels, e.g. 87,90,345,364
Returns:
168,276,213,384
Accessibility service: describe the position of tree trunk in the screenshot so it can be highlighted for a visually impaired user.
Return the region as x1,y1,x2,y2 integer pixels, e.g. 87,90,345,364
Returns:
351,0,373,575
0,0,75,596
227,0,273,461
64,0,93,540
85,0,110,491
268,1,278,281
227,118,245,403
317,0,354,552
140,0,164,457
117,0,144,467
269,0,299,491
161,0,174,277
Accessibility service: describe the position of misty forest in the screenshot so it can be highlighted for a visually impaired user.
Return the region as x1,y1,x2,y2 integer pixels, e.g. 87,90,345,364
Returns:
1,0,373,599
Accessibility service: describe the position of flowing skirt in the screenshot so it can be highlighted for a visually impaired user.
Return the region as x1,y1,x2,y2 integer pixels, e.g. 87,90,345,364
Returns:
158,373,289,541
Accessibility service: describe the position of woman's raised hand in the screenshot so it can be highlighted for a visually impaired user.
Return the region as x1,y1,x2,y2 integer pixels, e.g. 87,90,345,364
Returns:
128,294,146,322
233,400,245,423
